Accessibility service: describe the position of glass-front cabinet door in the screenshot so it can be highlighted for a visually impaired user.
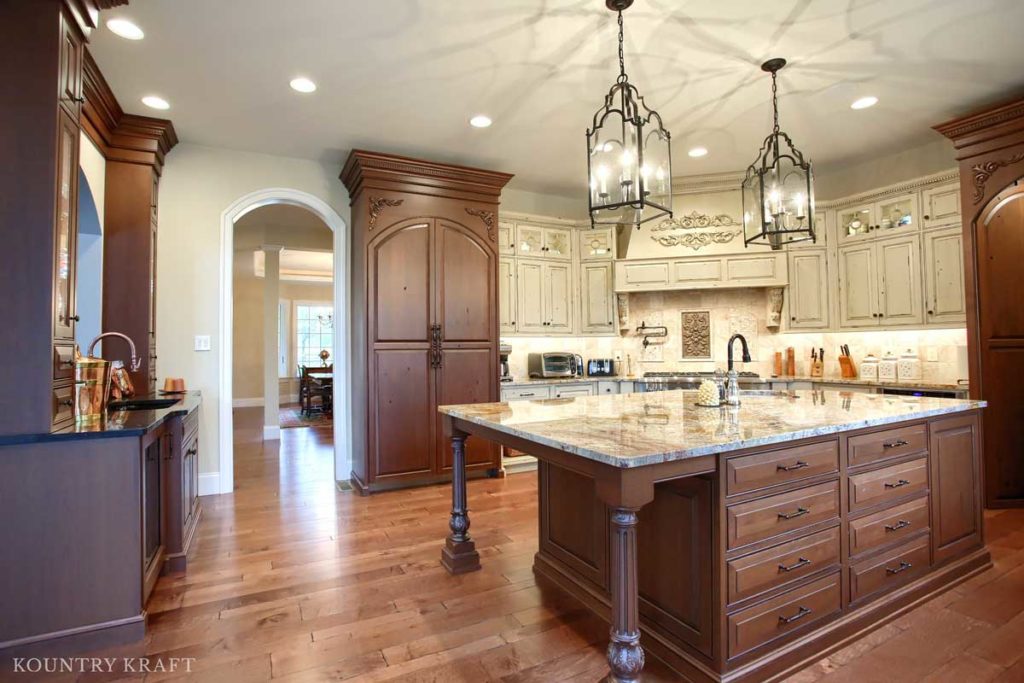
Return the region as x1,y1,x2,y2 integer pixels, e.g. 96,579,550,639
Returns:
542,227,572,260
838,203,874,241
875,192,920,236
516,224,544,257
578,227,614,259
53,110,78,340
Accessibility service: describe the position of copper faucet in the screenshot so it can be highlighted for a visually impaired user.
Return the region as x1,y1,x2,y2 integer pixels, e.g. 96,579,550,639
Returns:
86,332,141,371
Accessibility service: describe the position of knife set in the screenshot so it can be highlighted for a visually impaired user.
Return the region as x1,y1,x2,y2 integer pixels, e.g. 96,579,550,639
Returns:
838,344,857,378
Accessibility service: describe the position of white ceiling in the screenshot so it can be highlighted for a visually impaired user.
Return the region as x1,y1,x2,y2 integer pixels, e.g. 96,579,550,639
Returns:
253,248,333,283
89,0,1024,196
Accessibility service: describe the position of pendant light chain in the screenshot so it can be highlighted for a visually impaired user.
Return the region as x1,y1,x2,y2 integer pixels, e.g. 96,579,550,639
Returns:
771,70,780,134
617,10,627,83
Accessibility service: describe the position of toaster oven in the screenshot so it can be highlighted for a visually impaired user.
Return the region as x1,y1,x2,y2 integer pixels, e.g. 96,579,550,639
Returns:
528,353,583,378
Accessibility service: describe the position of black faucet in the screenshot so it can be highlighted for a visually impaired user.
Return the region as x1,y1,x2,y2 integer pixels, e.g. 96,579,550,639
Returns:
727,333,752,372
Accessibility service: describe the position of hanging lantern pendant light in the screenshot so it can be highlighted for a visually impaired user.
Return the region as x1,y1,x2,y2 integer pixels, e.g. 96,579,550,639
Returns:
741,58,816,250
586,0,673,230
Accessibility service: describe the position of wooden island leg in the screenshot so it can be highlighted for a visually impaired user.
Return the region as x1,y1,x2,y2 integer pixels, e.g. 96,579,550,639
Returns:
606,506,645,682
441,431,480,574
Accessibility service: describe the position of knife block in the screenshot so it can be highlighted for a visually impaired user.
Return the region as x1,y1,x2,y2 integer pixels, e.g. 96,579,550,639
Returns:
839,355,858,378
810,359,824,378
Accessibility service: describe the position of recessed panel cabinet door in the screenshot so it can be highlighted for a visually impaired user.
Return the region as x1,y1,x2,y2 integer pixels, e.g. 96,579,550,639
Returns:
930,413,982,564
545,262,573,333
373,349,433,477
877,236,923,325
838,244,877,327
922,182,961,229
580,262,614,333
924,229,966,324
437,348,497,470
436,221,493,342
497,221,515,255
787,250,829,328
516,259,545,333
373,222,431,342
499,256,516,334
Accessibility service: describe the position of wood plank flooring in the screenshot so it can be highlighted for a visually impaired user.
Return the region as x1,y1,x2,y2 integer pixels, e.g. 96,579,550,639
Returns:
9,407,1024,682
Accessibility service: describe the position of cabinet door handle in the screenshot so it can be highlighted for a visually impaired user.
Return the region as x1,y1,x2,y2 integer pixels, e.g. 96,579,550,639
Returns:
778,606,812,625
884,479,911,489
778,506,810,520
778,557,812,573
884,519,911,532
776,460,809,472
883,439,909,449
885,561,912,575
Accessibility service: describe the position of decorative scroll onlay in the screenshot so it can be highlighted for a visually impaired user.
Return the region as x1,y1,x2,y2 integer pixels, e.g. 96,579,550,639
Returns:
367,196,403,229
652,232,739,250
652,211,738,231
680,310,712,360
464,207,497,241
971,153,1024,203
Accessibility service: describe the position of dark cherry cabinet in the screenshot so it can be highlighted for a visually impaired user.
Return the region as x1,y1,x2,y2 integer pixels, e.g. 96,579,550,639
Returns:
163,408,201,574
141,425,169,604
342,151,512,493
930,413,983,564
937,98,1024,507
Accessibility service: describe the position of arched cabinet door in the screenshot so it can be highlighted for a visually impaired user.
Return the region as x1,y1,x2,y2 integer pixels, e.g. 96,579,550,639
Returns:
434,219,498,470
368,220,434,480
977,185,1024,504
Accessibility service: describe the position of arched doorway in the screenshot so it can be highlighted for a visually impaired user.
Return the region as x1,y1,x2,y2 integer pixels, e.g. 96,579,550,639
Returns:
218,188,349,494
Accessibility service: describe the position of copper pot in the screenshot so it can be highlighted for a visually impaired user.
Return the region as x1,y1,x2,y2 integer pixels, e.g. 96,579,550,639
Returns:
75,355,112,425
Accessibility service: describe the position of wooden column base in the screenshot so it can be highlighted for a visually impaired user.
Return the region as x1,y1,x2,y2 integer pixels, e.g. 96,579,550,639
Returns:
441,537,480,574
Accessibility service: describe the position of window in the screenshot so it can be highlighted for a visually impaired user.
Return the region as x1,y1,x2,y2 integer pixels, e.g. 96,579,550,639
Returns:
295,303,334,369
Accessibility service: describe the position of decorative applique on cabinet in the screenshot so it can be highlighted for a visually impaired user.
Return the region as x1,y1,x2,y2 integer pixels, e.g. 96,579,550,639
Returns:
367,196,404,228
465,207,497,241
650,211,741,250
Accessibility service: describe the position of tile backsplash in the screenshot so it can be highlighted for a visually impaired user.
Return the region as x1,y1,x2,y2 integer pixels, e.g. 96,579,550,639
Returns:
503,289,969,385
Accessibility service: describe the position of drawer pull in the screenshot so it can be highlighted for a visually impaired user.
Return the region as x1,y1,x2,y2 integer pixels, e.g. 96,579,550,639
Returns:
778,557,812,573
777,507,810,520
519,393,535,397
884,479,911,489
778,606,812,625
776,460,809,472
883,439,909,449
59,398,74,407
885,561,913,575
884,519,911,532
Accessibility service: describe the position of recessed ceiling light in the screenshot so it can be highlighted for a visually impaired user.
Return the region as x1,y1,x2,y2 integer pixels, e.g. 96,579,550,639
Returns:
688,146,708,158
106,18,144,40
290,77,317,93
141,95,170,110
851,96,878,110
469,115,493,128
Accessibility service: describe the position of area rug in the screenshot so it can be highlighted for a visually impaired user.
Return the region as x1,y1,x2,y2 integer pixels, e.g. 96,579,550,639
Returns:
280,405,333,429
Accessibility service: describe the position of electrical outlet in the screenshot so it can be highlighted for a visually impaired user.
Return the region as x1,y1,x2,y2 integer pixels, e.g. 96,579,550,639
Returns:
925,347,939,362
194,335,212,352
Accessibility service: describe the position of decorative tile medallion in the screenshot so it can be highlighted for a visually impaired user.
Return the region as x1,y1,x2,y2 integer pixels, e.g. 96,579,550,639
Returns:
680,310,712,360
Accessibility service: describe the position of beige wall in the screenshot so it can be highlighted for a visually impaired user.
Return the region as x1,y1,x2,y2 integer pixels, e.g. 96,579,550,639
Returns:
814,138,956,200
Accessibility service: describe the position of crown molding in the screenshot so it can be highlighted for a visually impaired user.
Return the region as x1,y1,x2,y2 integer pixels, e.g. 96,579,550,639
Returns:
340,149,513,201
817,168,960,210
934,97,1024,146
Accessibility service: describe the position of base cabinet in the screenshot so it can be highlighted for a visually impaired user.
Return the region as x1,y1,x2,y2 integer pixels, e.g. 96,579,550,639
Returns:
162,408,201,575
930,413,982,564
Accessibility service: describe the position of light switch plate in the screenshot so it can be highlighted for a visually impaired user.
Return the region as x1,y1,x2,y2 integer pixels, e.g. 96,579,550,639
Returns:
194,335,212,352
925,347,939,362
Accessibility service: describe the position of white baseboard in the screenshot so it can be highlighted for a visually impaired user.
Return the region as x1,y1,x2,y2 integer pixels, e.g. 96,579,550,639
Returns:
198,472,222,497
263,425,281,440
233,394,300,408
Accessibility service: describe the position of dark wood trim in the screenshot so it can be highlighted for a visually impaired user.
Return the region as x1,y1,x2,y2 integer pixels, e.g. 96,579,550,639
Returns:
341,149,514,203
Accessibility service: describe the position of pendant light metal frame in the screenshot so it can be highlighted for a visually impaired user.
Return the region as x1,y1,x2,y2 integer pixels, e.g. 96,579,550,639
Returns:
741,58,816,249
586,0,673,230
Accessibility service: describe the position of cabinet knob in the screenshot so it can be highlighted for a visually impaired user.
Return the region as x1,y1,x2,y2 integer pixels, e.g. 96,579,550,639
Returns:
791,316,796,321
927,310,934,315
924,214,930,220
511,321,516,325
59,398,73,407
69,314,80,322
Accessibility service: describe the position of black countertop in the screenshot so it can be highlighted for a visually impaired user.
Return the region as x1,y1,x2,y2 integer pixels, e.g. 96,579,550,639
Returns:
0,391,201,446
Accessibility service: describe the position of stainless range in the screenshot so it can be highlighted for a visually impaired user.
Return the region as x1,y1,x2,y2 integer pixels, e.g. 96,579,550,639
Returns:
635,371,767,392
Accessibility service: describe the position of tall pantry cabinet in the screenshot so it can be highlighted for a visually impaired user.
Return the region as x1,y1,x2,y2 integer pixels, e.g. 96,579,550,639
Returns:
342,151,512,494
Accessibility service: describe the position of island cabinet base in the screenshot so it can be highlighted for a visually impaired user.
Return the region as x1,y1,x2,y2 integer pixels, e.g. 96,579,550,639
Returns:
534,410,990,682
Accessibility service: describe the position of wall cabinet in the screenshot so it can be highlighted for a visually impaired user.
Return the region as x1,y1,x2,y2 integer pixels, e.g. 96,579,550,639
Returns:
787,249,829,329
837,192,920,243
615,253,787,292
498,221,515,255
579,262,615,334
516,259,573,333
838,236,922,327
516,223,572,260
578,227,614,260
921,182,961,230
499,256,516,334
923,228,967,324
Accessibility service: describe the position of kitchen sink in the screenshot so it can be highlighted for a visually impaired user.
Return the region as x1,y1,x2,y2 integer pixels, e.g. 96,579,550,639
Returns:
108,398,180,411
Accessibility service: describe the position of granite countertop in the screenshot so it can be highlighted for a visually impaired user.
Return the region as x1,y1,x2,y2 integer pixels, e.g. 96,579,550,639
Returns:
0,391,202,445
440,390,986,469
502,377,637,387
776,376,969,391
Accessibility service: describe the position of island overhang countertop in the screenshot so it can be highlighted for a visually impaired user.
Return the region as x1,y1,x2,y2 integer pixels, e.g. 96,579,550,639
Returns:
439,389,987,469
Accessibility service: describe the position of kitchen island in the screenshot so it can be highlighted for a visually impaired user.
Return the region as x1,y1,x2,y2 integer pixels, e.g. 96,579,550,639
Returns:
439,390,989,682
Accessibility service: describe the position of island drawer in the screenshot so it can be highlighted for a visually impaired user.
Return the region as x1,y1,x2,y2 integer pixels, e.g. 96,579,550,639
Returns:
849,534,930,605
726,440,839,496
848,457,928,513
849,495,930,557
727,527,840,604
848,424,928,468
727,481,840,550
727,573,841,660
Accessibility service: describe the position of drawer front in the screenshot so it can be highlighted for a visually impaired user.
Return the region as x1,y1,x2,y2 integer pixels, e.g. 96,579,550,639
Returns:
184,407,199,440
501,386,552,401
849,458,928,513
850,534,930,605
727,527,840,604
53,344,76,381
51,382,75,428
848,424,927,468
553,385,593,398
850,495,930,557
726,440,839,496
728,573,841,659
727,481,840,550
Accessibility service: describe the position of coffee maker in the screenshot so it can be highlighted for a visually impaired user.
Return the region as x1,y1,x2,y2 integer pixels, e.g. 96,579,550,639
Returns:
499,343,512,382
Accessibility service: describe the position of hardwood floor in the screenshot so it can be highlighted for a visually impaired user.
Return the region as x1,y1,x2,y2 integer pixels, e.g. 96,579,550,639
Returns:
9,409,1024,681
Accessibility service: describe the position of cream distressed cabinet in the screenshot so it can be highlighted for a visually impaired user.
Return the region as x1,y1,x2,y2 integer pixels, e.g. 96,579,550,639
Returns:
516,223,572,260
577,227,614,260
923,228,967,324
498,221,515,255
921,182,962,230
838,236,923,327
516,259,573,333
579,262,615,333
499,256,517,333
837,192,920,243
786,249,829,328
